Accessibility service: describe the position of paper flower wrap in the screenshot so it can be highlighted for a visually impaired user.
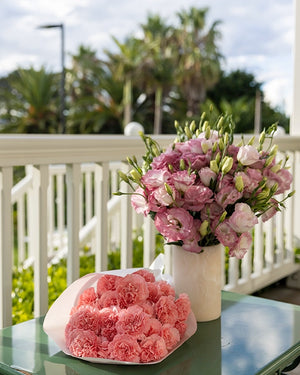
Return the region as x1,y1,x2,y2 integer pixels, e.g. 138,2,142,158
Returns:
43,268,197,365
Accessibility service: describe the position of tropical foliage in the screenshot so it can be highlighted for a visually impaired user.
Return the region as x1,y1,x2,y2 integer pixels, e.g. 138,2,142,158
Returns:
0,6,289,134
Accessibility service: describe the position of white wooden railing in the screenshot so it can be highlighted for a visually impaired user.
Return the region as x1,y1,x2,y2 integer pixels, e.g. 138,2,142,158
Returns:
0,134,299,328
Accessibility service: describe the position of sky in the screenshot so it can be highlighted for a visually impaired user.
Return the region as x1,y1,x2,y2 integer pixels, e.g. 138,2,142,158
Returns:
0,0,295,115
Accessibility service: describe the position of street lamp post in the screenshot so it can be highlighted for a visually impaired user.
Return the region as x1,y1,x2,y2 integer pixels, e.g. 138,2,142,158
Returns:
37,23,65,133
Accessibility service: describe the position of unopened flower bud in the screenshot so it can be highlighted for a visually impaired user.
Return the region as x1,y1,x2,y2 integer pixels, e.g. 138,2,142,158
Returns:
222,157,233,174
271,163,281,173
205,126,211,139
164,183,174,197
201,142,209,154
200,220,209,237
212,141,218,153
224,132,229,146
270,144,278,156
248,136,255,145
210,160,219,174
130,169,141,182
184,125,192,139
218,138,224,151
190,120,196,133
216,116,224,130
265,154,275,167
235,175,244,192
219,211,227,223
118,171,129,183
259,130,266,145
180,159,186,170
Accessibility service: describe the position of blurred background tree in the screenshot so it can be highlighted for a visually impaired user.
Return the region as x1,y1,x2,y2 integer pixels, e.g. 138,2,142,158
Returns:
0,6,289,135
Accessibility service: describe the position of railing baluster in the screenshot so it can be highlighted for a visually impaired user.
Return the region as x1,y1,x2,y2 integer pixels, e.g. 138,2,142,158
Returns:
143,216,156,268
95,162,109,272
264,218,275,271
0,167,13,328
120,163,133,269
66,164,81,285
33,165,49,317
17,196,25,263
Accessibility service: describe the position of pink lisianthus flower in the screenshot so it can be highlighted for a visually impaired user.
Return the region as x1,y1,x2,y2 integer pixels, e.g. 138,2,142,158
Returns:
228,231,252,259
139,334,168,363
261,200,279,222
155,295,178,325
228,203,258,233
171,170,196,192
182,219,201,253
131,187,149,217
199,167,217,187
116,274,149,308
151,149,181,170
152,184,177,207
237,145,260,166
182,184,213,211
161,324,181,350
108,334,141,363
215,185,243,208
141,168,171,189
274,168,293,194
154,207,194,243
215,220,238,248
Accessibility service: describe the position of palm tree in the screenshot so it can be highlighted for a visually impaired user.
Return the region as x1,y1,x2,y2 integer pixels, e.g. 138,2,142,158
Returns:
0,67,58,133
139,14,175,133
174,7,222,117
104,36,145,128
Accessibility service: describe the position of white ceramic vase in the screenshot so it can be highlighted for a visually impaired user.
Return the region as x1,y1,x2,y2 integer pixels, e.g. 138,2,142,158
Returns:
172,243,222,322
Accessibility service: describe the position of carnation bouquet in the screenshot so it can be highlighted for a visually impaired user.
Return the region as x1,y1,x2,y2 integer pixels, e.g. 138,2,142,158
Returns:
43,267,197,364
116,113,293,259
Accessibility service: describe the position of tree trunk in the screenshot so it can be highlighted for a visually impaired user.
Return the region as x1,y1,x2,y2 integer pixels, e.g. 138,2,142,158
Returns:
123,76,132,128
153,85,163,134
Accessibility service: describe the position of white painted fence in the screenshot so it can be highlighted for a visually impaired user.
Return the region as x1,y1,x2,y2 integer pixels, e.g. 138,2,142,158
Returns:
0,134,299,328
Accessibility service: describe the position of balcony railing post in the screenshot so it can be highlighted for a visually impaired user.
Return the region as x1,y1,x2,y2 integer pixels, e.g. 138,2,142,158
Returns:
0,167,13,328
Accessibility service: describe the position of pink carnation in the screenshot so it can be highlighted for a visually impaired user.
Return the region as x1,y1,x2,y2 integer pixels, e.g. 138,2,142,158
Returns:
76,287,97,308
108,334,141,363
98,307,118,341
96,274,121,296
116,305,150,339
116,274,149,308
155,295,178,325
67,328,99,358
66,305,101,335
175,293,191,322
147,318,162,336
161,324,181,350
133,269,155,283
157,280,176,297
147,282,161,303
175,320,187,338
98,290,119,309
140,334,168,363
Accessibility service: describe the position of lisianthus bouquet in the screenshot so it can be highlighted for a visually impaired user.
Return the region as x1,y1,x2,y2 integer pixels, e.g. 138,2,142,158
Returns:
58,269,195,364
116,113,293,259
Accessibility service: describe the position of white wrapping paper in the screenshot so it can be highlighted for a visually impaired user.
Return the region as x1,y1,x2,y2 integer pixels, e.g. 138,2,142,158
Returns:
43,267,197,365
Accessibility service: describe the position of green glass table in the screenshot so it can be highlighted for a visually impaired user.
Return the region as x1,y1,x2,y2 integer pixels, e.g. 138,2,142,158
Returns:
0,291,299,375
